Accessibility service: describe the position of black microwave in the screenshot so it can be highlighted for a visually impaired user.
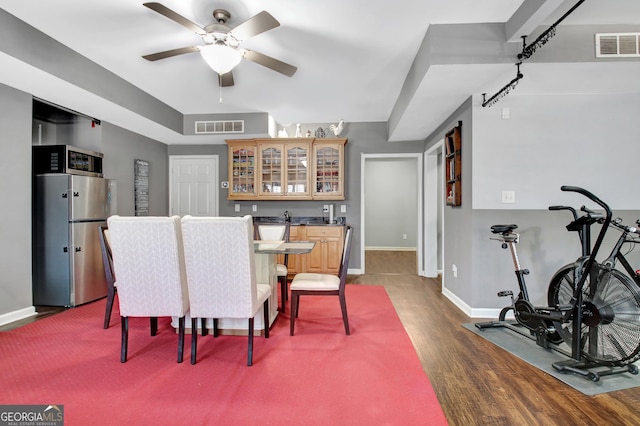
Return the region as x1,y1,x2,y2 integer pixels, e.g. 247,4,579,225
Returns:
33,145,104,177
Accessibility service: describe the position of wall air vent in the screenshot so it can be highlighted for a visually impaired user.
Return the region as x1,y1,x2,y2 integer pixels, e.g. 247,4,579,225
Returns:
595,33,640,58
195,120,244,134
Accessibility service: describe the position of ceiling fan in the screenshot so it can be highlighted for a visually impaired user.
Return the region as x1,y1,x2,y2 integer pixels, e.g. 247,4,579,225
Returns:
142,2,297,87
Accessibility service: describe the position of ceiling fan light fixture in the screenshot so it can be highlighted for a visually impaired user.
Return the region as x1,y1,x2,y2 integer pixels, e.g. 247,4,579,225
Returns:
200,44,242,74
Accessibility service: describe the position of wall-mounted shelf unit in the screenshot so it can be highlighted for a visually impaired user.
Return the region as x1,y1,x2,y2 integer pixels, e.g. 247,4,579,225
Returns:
445,123,462,207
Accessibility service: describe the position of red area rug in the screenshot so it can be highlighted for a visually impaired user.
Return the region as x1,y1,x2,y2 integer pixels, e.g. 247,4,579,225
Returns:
0,285,447,425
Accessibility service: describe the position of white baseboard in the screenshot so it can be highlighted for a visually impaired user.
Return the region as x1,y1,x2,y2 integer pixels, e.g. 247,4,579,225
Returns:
365,247,416,252
0,306,37,326
442,287,513,319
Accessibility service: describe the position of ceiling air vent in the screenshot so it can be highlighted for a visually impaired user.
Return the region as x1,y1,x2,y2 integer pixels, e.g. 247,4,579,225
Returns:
595,33,640,58
195,120,244,134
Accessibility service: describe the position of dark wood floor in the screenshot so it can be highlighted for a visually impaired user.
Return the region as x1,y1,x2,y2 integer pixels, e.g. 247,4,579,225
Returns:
4,251,640,424
348,250,640,426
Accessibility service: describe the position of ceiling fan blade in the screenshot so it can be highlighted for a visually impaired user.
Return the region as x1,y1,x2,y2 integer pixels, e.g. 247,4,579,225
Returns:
243,49,297,77
143,2,206,35
143,46,200,61
229,11,280,41
219,72,235,87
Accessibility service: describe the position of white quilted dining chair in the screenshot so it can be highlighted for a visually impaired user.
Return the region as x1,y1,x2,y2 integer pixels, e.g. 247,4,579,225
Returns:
106,215,190,363
290,226,353,336
255,223,290,312
181,215,271,366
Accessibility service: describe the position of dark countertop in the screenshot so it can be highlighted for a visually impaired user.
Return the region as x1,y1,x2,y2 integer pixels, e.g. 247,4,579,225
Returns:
252,216,346,226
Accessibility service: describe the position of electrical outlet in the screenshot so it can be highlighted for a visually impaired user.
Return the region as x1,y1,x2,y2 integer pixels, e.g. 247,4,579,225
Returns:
452,264,458,278
402,234,407,240
252,205,257,212
234,204,240,213
340,205,346,213
502,191,516,204
323,204,329,212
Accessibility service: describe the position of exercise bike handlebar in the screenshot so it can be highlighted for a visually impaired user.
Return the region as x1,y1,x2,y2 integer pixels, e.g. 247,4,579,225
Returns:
548,205,578,220
560,185,612,220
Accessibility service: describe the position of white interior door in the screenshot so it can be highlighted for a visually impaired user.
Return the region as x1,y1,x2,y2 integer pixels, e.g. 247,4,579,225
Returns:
169,155,219,217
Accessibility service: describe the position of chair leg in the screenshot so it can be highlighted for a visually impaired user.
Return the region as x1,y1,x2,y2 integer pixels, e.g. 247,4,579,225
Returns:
190,318,198,365
263,299,270,339
213,318,219,337
120,316,128,363
103,287,115,329
150,317,158,336
247,318,254,366
201,318,208,336
290,291,299,336
339,293,350,335
177,316,185,363
278,276,287,312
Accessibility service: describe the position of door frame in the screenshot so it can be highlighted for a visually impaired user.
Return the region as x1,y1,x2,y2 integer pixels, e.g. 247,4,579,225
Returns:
360,153,423,275
168,155,219,217
424,140,444,277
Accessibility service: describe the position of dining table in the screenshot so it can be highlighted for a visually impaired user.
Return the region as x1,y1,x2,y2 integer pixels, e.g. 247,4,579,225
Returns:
172,240,316,335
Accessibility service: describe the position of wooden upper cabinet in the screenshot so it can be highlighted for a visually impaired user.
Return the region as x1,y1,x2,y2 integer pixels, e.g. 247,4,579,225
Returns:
227,141,257,199
226,138,347,200
312,138,347,200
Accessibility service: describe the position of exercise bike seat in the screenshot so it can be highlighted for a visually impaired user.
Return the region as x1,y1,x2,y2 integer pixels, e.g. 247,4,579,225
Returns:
490,224,518,234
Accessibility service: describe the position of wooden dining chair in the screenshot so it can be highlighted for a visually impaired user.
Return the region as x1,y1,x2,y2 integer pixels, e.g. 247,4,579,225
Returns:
106,215,190,363
182,215,271,366
289,226,353,336
254,222,290,311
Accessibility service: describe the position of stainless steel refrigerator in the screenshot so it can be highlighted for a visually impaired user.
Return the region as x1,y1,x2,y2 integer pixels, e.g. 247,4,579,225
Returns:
33,174,116,307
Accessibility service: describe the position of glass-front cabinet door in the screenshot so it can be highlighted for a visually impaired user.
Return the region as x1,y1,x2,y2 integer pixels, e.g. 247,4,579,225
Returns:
285,142,311,198
312,139,346,200
258,143,284,197
258,141,311,198
228,141,256,199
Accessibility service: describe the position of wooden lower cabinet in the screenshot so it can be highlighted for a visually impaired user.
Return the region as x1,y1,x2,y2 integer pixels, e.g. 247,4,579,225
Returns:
287,225,344,276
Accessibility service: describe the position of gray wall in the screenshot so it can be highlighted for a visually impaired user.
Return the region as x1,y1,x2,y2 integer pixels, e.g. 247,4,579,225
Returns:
425,99,474,304
168,121,426,271
364,158,418,248
0,81,169,320
0,84,33,317
427,92,640,314
101,123,168,216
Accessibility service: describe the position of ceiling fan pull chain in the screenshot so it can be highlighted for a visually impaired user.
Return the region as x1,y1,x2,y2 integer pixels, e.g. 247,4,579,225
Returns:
219,75,223,103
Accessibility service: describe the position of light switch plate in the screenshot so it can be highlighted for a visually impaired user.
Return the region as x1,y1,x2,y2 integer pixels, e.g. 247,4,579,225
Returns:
340,205,346,213
234,204,240,212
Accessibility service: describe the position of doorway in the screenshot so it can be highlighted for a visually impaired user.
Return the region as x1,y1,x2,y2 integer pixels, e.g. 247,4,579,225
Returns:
169,155,219,217
361,154,423,276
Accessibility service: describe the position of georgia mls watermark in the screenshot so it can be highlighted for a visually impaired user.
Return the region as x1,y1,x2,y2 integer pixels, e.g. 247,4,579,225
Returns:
0,405,64,426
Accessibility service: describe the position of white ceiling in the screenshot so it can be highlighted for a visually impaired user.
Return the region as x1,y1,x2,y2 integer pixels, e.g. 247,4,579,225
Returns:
0,0,639,144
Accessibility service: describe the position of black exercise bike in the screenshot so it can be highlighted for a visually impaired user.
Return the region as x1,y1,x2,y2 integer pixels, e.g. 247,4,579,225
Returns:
477,186,640,381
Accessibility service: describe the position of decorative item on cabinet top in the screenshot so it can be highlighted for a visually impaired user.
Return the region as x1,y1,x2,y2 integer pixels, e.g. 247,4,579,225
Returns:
226,138,347,201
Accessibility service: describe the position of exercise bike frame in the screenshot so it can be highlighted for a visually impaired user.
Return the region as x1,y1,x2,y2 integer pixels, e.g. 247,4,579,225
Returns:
477,186,640,381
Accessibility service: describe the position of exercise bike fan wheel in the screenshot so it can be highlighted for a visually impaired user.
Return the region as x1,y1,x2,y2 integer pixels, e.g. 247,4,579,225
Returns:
549,265,640,366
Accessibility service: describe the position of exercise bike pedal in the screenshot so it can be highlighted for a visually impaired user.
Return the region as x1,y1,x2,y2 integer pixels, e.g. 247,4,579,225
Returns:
497,290,513,297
